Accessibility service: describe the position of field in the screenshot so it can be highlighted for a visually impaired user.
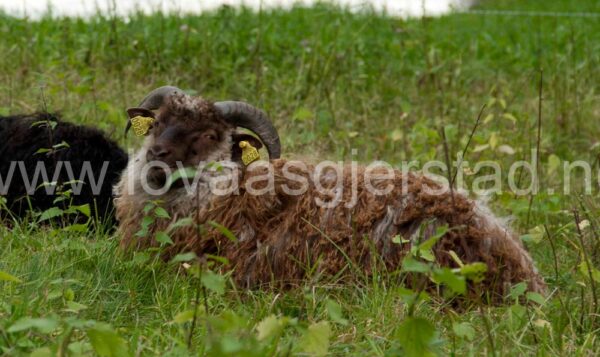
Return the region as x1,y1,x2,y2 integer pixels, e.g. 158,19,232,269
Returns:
2,0,600,355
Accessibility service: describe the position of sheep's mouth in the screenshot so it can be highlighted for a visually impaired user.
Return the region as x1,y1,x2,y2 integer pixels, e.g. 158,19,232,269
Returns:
147,167,168,188
147,166,187,190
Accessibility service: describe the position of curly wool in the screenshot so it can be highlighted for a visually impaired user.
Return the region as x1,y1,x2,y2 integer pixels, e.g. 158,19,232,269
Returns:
116,159,545,300
0,113,128,223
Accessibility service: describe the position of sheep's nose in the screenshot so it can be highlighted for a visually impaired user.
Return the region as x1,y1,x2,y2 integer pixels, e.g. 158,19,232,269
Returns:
148,145,171,161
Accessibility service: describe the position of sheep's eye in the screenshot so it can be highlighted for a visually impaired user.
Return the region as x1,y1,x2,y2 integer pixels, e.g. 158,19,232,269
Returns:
203,134,216,141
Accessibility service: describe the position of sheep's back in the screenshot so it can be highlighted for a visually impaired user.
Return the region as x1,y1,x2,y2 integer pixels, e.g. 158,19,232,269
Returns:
0,113,128,223
140,159,544,299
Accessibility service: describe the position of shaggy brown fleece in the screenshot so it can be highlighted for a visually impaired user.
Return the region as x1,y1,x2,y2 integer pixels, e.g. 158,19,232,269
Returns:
116,159,545,300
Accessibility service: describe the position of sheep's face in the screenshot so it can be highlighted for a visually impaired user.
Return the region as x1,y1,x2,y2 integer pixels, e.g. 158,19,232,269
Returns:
128,94,262,187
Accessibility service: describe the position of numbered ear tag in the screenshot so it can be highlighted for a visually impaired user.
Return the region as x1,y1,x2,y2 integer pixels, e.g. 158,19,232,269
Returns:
239,141,260,166
130,116,155,136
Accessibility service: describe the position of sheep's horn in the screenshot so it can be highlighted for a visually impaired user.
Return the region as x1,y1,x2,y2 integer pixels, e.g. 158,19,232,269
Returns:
125,86,183,136
214,101,281,159
138,85,184,110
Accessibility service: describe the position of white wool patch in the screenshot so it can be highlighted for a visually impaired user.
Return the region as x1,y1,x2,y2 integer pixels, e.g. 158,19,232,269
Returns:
114,126,239,215
171,93,202,113
472,197,513,237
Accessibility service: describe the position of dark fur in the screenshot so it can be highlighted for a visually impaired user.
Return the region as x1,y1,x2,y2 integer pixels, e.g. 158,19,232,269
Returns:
118,161,545,301
0,113,128,223
115,94,545,302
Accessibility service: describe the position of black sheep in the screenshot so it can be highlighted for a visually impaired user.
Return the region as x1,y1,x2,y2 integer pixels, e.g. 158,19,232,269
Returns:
0,113,127,224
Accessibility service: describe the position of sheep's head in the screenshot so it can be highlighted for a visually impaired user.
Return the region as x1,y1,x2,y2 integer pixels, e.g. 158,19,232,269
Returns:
126,86,280,187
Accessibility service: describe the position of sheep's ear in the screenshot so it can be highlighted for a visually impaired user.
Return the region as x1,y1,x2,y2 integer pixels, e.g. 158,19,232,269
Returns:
231,134,263,163
125,107,155,136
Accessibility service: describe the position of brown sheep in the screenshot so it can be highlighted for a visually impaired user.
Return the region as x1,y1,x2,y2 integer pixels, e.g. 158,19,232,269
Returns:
114,86,545,301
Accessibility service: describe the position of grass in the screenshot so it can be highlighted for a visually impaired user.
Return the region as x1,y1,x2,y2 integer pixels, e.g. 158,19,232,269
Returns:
2,0,600,355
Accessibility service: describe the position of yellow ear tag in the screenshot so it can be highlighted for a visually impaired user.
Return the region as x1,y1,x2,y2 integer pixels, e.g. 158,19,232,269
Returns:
130,116,155,136
239,141,260,166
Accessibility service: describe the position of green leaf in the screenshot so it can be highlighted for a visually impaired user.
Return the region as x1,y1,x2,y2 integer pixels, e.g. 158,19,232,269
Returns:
521,225,544,244
143,203,155,214
402,257,431,273
256,314,289,341
48,289,62,300
73,204,91,218
167,217,194,232
396,317,441,357
68,341,92,355
489,132,498,149
392,235,409,244
207,221,238,243
171,252,197,263
502,113,517,123
418,225,448,251
497,144,515,155
205,254,230,265
172,309,202,324
509,282,528,299
412,224,447,262
293,107,313,121
419,249,435,262
64,288,75,301
459,262,487,283
510,303,527,321
299,321,330,356
39,207,64,221
65,223,89,232
452,322,475,341
8,317,59,334
547,154,561,174
155,231,173,246
326,299,348,325
526,292,546,305
201,270,226,295
135,215,155,238
65,301,88,313
141,215,154,229
87,323,130,357
52,141,70,150
131,252,151,265
447,250,464,267
473,144,490,153
579,261,600,283
30,347,53,357
391,129,403,141
396,286,431,305
483,113,494,124
220,335,244,353
0,270,22,283
432,268,466,294
154,207,170,219
35,148,52,155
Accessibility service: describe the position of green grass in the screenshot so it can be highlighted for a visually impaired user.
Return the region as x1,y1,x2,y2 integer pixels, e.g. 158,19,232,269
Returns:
2,0,600,355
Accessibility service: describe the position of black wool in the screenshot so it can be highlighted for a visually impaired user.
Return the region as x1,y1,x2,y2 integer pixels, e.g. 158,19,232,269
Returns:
0,113,128,224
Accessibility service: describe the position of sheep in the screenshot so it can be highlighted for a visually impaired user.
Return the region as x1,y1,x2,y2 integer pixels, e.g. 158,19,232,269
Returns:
0,112,128,224
114,86,545,300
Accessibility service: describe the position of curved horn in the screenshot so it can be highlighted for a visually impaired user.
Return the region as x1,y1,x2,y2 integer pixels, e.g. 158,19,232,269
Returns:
138,85,184,110
214,101,281,159
125,86,184,136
